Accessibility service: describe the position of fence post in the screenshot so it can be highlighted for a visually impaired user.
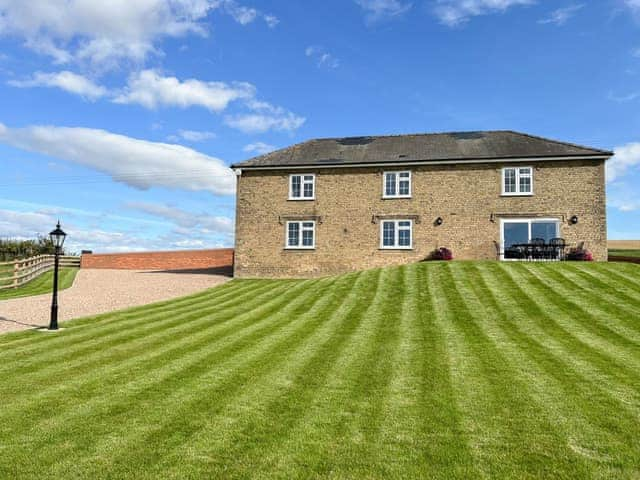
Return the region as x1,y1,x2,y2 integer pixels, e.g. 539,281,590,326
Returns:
13,261,18,288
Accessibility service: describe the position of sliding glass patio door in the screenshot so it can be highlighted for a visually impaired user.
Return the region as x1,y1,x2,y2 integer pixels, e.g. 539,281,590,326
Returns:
501,218,560,259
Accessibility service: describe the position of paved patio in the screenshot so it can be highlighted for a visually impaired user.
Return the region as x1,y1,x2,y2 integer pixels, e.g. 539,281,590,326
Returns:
0,268,231,334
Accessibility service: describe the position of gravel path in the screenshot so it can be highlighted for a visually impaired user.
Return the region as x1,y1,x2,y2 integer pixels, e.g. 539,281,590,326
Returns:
0,268,231,334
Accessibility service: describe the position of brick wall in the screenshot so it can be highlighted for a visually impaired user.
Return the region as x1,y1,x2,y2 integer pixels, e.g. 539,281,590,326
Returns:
234,159,607,278
81,248,234,271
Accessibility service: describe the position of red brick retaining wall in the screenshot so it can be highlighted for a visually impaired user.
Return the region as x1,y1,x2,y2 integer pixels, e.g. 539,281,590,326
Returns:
80,248,234,271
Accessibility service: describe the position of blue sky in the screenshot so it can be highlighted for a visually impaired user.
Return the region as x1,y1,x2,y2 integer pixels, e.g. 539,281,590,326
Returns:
0,0,639,253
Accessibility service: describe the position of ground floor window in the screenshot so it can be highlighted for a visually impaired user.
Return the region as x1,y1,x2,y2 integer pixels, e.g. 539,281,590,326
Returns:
286,221,315,249
501,218,560,259
380,219,412,249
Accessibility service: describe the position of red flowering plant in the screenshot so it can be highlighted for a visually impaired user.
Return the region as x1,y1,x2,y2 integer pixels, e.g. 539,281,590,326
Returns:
567,248,593,261
429,247,453,261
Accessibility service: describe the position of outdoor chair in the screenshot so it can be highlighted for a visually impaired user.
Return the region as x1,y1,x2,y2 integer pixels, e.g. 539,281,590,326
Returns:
549,237,566,260
530,238,546,260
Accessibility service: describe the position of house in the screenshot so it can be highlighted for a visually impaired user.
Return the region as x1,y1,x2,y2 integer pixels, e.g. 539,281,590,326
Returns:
231,131,612,278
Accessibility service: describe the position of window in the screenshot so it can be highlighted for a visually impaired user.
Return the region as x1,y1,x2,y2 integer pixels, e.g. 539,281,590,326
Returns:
501,218,560,259
380,220,413,249
286,221,315,249
383,171,411,198
289,174,315,200
502,167,533,195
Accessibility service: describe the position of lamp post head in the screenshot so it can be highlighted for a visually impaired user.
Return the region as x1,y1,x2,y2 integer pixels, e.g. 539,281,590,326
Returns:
49,221,67,249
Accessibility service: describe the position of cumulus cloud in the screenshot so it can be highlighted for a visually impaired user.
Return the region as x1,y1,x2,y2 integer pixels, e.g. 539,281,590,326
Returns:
607,142,640,183
0,122,235,195
0,0,277,68
354,0,412,23
8,70,107,100
167,129,217,142
113,69,254,111
305,46,339,69
538,4,584,26
243,142,276,155
433,0,534,26
125,201,234,234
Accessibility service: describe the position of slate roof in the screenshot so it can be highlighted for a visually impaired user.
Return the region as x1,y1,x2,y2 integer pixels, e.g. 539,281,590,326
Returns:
231,130,612,169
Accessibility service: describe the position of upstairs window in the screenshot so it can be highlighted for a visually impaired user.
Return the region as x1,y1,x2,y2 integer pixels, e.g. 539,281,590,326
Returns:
383,171,411,198
380,220,413,249
289,174,315,200
502,167,533,195
286,221,315,249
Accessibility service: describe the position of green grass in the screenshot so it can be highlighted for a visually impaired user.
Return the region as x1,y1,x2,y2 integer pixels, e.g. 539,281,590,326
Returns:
609,249,640,258
0,268,78,300
1,261,639,479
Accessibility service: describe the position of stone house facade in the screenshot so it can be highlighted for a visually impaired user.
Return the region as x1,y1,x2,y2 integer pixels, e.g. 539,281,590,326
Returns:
232,131,611,278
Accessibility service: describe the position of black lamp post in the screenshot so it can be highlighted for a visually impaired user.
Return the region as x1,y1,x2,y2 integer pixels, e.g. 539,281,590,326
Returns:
49,221,67,331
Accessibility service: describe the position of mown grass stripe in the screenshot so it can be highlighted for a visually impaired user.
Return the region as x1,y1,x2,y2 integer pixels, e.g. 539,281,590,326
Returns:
488,263,640,410
0,278,264,352
433,262,589,478
0,278,320,446
516,263,640,366
50,273,361,478
0,279,293,381
473,262,640,473
153,270,382,478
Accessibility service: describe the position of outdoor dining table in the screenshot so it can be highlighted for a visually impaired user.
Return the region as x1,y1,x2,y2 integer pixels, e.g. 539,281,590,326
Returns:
509,243,566,260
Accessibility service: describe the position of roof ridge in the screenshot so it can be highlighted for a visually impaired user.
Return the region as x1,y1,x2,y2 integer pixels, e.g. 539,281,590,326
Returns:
503,130,613,155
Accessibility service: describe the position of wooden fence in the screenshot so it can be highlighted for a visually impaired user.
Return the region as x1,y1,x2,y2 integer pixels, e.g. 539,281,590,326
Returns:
0,255,80,291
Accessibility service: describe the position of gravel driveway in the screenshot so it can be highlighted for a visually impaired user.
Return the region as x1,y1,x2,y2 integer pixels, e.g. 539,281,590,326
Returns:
0,268,231,334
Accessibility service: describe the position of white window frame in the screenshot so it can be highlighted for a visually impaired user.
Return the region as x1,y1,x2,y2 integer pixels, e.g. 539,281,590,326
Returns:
499,217,560,260
382,171,412,199
501,166,533,196
289,174,315,200
285,221,316,249
379,219,413,250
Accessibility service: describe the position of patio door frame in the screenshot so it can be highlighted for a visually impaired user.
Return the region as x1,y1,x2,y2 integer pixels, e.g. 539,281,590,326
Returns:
499,217,561,260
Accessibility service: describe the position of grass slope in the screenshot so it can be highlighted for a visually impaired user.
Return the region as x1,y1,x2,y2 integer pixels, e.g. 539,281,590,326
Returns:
0,268,78,300
0,261,639,479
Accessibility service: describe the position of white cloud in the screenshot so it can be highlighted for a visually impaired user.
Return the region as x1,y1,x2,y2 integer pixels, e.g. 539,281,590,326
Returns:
433,0,534,26
0,122,235,195
305,46,339,69
225,99,305,133
8,70,107,100
0,0,276,68
264,14,280,28
113,69,254,111
243,142,276,155
125,201,234,234
538,4,584,26
607,91,640,103
354,0,412,23
167,129,217,142
607,142,640,183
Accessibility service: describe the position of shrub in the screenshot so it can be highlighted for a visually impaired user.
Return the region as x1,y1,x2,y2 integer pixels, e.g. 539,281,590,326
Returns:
429,247,453,261
567,248,593,261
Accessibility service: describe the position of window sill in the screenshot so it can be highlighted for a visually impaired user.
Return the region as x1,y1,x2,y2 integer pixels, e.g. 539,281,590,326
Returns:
284,247,316,251
379,247,413,251
501,193,533,197
382,195,412,200
288,197,315,201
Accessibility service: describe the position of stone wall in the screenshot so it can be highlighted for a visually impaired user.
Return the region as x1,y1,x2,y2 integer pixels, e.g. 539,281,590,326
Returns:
234,160,607,278
81,248,234,272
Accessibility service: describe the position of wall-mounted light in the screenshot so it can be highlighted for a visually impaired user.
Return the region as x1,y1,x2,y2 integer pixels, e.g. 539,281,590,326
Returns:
570,215,579,225
435,217,444,226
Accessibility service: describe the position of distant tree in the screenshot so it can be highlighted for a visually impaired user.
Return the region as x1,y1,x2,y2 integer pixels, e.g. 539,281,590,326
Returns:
0,236,63,261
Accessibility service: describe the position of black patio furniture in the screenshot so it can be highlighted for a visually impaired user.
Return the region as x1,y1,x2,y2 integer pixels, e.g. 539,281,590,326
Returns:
549,238,566,260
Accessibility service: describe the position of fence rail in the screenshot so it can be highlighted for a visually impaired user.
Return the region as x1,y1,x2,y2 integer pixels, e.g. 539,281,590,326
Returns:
0,255,80,291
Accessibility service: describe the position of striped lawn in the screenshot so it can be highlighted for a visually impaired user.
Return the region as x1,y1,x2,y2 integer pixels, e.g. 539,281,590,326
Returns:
0,262,639,479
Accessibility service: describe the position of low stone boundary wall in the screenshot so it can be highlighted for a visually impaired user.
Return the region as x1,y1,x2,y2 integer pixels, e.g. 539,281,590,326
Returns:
81,248,234,271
